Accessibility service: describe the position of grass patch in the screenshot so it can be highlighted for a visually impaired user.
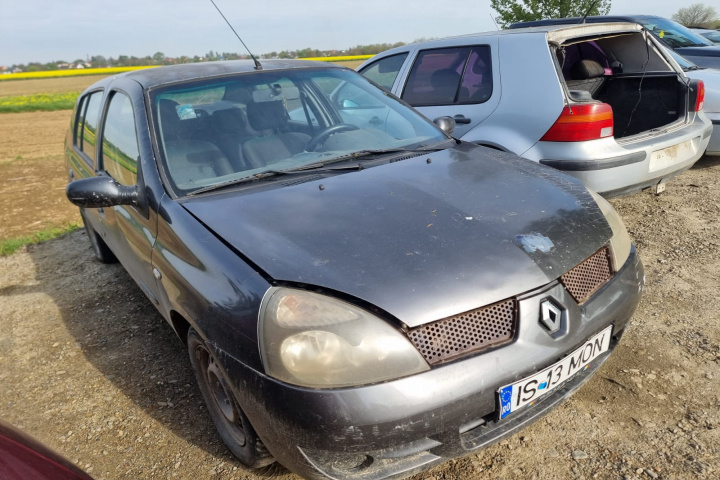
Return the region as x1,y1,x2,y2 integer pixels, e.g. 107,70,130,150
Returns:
0,223,81,256
0,92,79,113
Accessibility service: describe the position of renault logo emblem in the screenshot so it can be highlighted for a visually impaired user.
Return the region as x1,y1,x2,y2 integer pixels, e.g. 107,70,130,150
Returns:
540,300,562,334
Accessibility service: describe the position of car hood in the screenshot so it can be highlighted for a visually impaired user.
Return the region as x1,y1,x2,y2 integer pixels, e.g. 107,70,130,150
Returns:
181,143,612,327
676,45,720,57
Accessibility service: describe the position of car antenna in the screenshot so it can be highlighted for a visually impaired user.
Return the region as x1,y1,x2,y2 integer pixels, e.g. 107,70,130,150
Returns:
489,13,500,31
578,0,600,24
208,0,262,70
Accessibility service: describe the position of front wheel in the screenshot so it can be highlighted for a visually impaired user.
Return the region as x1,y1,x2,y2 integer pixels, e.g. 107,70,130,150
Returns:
80,209,117,264
187,328,274,469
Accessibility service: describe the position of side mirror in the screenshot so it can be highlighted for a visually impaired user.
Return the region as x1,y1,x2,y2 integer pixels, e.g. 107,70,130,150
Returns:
66,176,138,208
434,116,456,136
341,99,360,109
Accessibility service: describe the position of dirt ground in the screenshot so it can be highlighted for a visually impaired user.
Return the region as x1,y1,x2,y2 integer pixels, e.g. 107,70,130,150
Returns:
0,155,717,480
0,110,80,239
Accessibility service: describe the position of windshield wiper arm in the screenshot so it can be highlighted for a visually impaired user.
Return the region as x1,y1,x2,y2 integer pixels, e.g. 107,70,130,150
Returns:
326,143,452,163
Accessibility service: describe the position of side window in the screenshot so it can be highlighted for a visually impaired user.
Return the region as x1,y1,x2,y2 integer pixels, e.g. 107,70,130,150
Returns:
80,92,103,162
359,53,408,90
102,92,139,186
73,95,87,147
401,46,492,106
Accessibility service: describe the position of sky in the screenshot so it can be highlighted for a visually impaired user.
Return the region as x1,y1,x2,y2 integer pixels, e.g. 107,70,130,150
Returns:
0,0,691,66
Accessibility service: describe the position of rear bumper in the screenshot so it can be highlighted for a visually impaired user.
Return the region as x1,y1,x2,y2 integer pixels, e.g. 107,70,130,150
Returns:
217,248,644,480
528,114,712,197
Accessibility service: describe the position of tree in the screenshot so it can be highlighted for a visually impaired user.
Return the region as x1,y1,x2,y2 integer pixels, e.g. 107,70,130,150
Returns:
672,3,718,27
152,51,166,64
490,0,611,29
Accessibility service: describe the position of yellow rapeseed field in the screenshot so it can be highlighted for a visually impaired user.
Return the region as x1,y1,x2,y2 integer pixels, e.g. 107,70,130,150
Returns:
1,66,156,81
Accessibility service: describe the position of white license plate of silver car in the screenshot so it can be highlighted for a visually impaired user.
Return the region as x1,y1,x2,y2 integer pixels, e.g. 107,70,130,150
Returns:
498,325,612,419
649,140,693,172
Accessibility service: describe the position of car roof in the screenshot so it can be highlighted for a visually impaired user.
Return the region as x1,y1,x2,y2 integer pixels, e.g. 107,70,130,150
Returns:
93,59,344,90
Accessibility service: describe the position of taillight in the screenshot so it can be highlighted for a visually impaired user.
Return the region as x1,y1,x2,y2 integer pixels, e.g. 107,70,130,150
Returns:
541,103,614,142
695,80,705,112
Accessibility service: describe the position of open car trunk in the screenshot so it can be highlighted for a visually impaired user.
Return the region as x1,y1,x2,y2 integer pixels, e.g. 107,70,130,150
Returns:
555,27,688,140
597,74,684,138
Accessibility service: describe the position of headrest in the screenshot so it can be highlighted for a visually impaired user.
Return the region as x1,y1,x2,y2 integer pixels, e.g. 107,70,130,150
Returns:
571,60,605,80
430,69,461,88
246,100,287,131
212,108,247,135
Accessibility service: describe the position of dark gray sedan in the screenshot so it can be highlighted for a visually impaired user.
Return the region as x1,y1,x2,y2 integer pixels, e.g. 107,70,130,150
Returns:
64,60,644,480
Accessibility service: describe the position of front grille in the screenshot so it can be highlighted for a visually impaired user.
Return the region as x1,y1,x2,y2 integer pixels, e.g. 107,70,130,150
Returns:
406,299,516,365
560,247,613,304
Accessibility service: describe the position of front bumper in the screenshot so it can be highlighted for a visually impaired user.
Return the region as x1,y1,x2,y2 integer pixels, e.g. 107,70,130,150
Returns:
529,114,712,197
219,247,644,480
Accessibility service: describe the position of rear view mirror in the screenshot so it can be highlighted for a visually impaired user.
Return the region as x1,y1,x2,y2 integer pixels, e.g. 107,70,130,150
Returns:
66,176,138,208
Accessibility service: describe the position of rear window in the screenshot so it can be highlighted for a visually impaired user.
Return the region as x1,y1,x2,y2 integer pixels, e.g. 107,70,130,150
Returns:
402,46,493,106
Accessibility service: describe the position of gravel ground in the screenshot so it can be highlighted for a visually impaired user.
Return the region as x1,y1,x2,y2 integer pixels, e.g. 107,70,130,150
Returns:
1,155,718,480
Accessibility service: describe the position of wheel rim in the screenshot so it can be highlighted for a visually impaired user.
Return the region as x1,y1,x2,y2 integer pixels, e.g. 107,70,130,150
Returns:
195,345,247,446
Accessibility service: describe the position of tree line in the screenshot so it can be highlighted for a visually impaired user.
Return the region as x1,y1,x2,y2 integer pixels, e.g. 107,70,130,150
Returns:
6,43,406,73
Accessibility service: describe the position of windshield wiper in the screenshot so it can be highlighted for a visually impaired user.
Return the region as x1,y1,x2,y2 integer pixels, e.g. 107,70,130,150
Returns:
186,141,453,197
323,141,453,164
186,163,363,197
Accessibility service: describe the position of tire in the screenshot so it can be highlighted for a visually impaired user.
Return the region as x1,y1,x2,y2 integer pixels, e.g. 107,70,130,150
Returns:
187,328,275,469
80,209,117,264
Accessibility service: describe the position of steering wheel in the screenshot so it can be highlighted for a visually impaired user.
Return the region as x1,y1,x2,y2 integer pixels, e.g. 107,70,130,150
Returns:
305,124,359,151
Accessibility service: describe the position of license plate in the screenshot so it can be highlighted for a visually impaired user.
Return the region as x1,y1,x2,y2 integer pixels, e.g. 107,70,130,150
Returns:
648,140,694,172
498,325,612,419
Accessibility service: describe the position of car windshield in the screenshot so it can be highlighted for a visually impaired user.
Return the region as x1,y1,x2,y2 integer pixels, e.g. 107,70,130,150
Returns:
639,17,714,48
699,30,720,44
149,67,447,196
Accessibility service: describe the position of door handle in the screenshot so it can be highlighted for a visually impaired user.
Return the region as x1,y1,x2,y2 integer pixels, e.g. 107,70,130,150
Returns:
453,115,471,125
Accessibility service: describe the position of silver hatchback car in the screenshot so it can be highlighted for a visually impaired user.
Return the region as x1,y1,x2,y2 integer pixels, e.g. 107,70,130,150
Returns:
359,23,712,197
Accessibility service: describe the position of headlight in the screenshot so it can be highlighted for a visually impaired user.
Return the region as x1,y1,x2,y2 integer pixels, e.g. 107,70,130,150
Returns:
259,287,430,388
588,190,632,271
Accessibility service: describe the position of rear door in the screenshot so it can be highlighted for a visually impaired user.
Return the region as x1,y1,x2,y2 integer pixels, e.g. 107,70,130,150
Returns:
362,39,501,139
